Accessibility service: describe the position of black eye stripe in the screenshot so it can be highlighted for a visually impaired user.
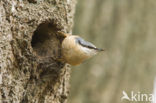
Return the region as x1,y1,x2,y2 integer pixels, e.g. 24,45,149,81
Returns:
75,37,97,50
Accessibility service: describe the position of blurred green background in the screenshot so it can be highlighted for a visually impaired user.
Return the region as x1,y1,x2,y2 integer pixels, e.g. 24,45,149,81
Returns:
68,0,156,103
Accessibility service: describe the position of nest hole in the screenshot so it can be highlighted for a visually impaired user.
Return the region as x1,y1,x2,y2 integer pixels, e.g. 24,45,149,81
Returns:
31,21,62,58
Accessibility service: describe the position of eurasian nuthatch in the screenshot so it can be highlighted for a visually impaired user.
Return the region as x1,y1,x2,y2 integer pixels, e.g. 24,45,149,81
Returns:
58,32,104,66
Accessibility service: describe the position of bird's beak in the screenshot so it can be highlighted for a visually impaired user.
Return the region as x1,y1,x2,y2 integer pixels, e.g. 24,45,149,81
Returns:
95,48,105,51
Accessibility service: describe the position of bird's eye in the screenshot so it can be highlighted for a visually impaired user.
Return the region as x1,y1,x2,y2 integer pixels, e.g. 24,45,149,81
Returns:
75,37,96,49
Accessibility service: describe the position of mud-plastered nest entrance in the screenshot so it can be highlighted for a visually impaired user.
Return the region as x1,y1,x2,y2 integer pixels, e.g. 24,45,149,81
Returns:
31,21,64,59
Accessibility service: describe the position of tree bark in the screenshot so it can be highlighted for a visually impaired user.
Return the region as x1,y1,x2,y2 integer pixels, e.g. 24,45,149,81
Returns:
0,0,75,103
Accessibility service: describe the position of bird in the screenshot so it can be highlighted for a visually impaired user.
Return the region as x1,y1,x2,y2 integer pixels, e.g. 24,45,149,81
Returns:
57,31,104,66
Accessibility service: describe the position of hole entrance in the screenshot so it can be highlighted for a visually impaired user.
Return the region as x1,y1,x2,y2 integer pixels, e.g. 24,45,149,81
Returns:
31,21,63,58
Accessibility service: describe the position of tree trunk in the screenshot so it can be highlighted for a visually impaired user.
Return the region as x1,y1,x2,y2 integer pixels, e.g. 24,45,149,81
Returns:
0,0,75,103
